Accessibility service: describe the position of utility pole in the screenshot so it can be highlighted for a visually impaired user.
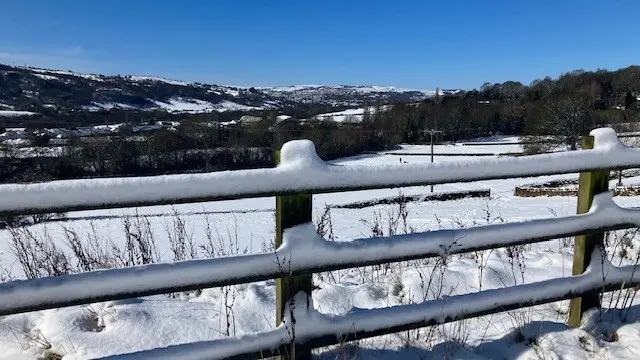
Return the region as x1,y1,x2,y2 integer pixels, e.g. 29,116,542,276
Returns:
618,170,623,187
423,129,442,192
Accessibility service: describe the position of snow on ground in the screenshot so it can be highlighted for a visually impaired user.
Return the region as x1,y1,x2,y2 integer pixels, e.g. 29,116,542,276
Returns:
81,104,104,112
260,85,438,96
32,74,61,81
314,105,391,123
150,98,261,113
217,87,240,97
0,110,38,117
463,135,523,144
28,68,104,82
86,102,137,111
126,76,190,87
2,142,640,359
213,100,262,112
257,85,324,92
92,124,124,132
150,98,215,113
388,143,525,155
314,108,367,122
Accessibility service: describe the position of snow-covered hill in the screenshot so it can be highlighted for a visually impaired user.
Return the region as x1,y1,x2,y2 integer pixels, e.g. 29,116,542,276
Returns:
0,63,459,117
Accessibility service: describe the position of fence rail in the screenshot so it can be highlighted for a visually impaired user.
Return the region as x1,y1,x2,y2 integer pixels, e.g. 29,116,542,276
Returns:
1,127,639,360
102,257,640,360
0,192,637,316
0,128,637,216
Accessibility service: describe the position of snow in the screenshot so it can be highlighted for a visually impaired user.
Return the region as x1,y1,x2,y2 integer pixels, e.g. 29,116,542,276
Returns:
354,85,420,93
93,123,124,132
3,197,636,355
313,105,392,123
0,128,637,215
5,124,130,141
220,88,240,97
388,143,525,155
0,110,37,117
0,128,28,141
463,135,523,144
83,102,145,112
262,85,438,97
102,248,640,359
219,120,238,126
32,74,60,81
127,76,190,87
314,108,367,122
259,85,324,92
81,104,104,112
4,127,640,359
149,98,260,113
28,67,103,82
150,98,214,113
88,102,137,111
213,100,261,112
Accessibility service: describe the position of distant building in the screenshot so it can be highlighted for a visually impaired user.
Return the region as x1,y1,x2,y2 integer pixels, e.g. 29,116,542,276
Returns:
239,115,263,125
0,129,27,140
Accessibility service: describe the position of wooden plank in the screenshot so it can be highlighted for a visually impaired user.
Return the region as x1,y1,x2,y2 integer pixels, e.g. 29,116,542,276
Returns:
568,135,610,327
275,150,313,360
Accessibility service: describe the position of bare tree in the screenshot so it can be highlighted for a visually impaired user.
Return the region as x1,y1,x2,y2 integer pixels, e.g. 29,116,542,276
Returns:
539,93,594,150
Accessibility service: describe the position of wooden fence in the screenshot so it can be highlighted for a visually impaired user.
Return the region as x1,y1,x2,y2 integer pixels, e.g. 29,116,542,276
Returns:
1,127,640,359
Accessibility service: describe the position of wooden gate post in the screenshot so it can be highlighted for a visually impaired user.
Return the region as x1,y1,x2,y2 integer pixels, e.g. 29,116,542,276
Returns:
568,135,610,327
275,150,313,360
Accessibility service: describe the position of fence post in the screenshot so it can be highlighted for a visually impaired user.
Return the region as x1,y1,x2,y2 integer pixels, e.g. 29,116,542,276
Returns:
568,135,610,327
275,149,313,360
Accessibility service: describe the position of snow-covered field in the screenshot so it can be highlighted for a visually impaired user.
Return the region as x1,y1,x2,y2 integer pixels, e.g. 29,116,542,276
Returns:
313,105,391,123
150,97,262,113
0,110,38,118
387,142,525,156
2,140,640,359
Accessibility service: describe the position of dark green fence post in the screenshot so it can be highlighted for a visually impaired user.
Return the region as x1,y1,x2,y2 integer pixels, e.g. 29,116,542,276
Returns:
275,150,313,360
568,135,610,327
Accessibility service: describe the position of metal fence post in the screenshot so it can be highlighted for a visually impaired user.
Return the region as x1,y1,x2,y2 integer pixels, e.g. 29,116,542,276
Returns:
568,135,610,327
275,149,313,360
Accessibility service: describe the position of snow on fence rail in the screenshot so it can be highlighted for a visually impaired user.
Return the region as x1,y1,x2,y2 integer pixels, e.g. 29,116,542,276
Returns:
0,128,637,215
0,192,634,316
103,252,639,360
1,127,639,360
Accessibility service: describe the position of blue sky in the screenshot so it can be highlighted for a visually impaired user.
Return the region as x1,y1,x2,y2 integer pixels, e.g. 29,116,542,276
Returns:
1,0,638,89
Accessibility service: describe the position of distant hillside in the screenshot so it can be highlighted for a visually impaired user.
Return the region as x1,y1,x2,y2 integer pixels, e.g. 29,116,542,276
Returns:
0,64,457,123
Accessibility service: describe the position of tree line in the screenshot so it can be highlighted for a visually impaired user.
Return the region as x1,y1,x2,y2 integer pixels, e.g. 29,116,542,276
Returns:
2,65,639,183
0,118,395,183
369,66,640,149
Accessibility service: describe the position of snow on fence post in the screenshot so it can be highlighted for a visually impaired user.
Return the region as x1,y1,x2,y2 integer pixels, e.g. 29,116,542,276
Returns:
568,135,610,327
275,149,313,360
